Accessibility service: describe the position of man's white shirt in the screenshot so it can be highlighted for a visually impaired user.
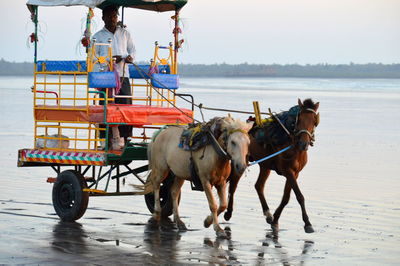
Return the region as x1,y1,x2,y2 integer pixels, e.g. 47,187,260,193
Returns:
92,26,136,77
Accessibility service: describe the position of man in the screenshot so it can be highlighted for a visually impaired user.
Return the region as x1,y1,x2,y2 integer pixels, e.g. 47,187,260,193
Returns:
92,5,135,149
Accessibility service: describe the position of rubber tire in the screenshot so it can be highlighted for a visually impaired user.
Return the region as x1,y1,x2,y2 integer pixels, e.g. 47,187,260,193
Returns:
52,170,89,222
145,172,181,217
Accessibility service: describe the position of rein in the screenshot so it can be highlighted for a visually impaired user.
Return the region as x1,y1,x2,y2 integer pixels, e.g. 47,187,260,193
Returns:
207,127,249,161
207,129,231,160
249,145,292,166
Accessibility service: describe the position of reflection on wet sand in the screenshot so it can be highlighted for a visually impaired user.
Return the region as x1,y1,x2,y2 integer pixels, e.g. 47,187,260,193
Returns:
257,230,314,265
202,226,239,264
143,217,182,264
51,222,88,254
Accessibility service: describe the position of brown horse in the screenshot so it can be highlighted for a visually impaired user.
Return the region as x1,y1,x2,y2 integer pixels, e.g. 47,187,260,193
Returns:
224,98,320,233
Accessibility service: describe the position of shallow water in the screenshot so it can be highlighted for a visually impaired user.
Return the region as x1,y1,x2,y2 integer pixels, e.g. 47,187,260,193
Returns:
1,76,400,265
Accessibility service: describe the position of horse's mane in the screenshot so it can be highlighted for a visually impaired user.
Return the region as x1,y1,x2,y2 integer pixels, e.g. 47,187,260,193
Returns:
220,116,249,132
302,98,317,110
179,116,249,151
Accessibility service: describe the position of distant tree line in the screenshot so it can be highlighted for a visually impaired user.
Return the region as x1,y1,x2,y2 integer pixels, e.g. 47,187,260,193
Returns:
0,59,34,76
1,58,399,78
179,62,400,78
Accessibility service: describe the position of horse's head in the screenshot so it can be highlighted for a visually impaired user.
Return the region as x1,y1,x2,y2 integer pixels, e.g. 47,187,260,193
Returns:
294,98,320,151
220,117,254,176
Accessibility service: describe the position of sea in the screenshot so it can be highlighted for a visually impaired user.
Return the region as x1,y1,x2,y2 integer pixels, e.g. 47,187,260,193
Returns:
0,76,399,265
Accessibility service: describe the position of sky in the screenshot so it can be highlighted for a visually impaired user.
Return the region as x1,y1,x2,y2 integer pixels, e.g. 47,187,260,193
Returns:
0,0,399,65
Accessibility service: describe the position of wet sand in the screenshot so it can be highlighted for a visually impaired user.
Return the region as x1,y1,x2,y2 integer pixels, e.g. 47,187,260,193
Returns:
1,77,400,265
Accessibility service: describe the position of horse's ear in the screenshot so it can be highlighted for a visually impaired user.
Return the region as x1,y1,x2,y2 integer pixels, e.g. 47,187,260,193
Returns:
314,102,320,111
298,98,303,107
246,121,254,132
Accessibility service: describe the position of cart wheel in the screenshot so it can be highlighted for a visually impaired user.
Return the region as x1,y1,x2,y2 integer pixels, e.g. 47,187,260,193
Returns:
145,171,181,217
52,170,89,222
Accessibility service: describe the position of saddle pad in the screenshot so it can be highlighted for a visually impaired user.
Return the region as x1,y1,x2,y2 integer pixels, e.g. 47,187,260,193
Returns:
178,124,209,151
253,105,299,146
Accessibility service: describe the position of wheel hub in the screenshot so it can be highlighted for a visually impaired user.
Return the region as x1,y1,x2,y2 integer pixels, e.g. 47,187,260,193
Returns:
59,183,75,209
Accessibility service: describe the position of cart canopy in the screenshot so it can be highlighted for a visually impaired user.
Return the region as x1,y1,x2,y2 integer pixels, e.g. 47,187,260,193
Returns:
27,0,187,11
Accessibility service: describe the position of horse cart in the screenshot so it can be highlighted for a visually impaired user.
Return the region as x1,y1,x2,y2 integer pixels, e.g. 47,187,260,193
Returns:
18,0,194,222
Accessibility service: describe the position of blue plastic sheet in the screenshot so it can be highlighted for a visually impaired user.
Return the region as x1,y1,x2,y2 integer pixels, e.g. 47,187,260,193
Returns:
36,60,87,72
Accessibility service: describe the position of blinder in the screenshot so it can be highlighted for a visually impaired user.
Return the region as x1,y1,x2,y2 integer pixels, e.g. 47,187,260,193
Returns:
305,107,320,127
315,112,320,127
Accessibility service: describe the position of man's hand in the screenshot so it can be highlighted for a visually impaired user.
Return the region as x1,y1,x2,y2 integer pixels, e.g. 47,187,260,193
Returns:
125,55,133,63
113,55,122,63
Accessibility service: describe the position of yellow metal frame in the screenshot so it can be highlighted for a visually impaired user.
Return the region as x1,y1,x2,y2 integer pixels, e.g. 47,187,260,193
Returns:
31,9,189,153
129,42,177,108
87,40,113,72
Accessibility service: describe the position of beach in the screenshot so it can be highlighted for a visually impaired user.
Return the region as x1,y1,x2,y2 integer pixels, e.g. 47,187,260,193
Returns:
1,76,399,265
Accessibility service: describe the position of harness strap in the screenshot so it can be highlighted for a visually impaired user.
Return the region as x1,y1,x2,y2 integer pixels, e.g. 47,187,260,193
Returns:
228,128,249,136
295,129,314,138
207,129,231,160
268,108,291,137
305,108,317,114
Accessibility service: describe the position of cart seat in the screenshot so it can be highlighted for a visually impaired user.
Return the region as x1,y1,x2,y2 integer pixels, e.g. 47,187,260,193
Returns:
88,71,117,88
151,73,179,90
128,64,170,79
34,104,193,126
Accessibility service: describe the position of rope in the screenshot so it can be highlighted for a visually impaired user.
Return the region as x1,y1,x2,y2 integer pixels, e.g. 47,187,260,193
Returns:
249,145,292,166
197,104,271,116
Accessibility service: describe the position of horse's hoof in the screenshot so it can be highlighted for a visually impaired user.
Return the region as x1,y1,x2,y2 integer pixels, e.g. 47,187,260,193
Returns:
224,211,232,221
304,225,314,233
271,223,279,233
177,221,188,232
204,216,213,228
266,213,274,225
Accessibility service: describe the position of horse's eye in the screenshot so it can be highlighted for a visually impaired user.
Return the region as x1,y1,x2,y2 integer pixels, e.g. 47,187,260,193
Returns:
231,140,236,147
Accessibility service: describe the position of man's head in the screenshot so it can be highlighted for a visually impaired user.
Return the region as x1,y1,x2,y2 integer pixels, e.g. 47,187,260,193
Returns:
102,5,119,32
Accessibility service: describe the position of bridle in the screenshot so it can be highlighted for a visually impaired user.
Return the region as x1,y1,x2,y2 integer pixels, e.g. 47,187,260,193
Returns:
293,108,320,146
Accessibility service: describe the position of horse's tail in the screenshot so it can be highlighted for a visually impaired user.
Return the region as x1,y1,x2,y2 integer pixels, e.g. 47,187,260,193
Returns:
147,125,168,168
130,180,154,195
147,142,152,168
133,126,168,195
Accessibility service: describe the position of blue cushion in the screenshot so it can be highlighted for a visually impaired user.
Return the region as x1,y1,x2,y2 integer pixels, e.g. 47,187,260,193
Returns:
129,64,151,79
128,64,171,79
151,74,179,90
36,60,87,72
88,72,117,88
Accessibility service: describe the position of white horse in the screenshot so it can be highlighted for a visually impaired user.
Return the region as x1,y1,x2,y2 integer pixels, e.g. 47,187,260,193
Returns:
139,117,253,237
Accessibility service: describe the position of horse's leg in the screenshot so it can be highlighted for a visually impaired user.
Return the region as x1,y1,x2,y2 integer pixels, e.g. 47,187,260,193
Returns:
271,180,291,232
285,173,314,233
224,172,239,221
152,178,161,222
254,166,273,224
151,169,165,223
205,183,227,228
202,181,226,238
171,177,186,231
